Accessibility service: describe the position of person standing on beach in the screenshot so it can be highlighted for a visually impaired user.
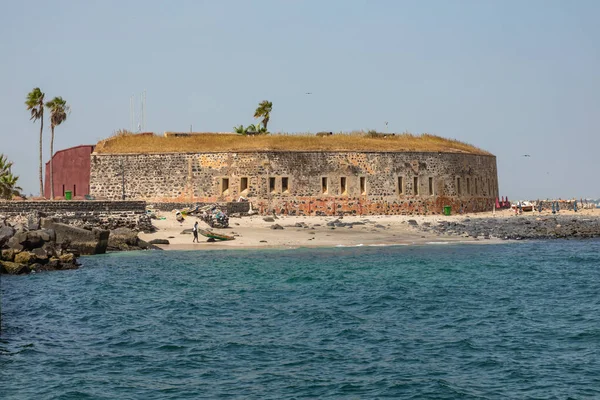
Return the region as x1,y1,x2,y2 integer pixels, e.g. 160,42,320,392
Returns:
192,221,199,243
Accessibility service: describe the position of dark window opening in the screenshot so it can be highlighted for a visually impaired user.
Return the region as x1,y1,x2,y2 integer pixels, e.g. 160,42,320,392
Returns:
428,177,433,195
360,177,366,195
269,177,276,193
73,185,77,196
282,177,289,193
322,177,328,194
457,177,462,195
62,185,65,196
398,177,404,195
222,178,229,195
240,177,248,192
413,177,419,195
340,177,347,195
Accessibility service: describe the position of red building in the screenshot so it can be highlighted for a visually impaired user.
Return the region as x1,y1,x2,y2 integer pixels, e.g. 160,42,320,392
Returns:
44,145,95,199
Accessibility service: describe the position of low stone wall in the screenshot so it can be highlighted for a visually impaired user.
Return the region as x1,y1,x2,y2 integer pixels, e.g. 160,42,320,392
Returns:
148,202,250,215
0,201,152,232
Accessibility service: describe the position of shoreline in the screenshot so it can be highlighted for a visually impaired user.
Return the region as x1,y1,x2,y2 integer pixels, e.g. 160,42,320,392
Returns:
138,208,600,251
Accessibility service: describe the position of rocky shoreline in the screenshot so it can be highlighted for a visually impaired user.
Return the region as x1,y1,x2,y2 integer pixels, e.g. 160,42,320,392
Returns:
413,214,600,240
1,212,161,275
3,209,600,274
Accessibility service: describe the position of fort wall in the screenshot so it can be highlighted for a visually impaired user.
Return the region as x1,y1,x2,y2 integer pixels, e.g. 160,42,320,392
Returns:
90,151,498,215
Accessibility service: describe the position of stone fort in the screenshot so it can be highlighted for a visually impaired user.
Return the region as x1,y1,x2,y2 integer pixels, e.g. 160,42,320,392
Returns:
87,133,499,216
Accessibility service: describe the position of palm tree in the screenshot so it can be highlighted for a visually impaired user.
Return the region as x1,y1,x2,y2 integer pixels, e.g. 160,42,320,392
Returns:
45,97,70,199
25,87,45,197
233,125,247,135
245,123,267,135
0,154,22,200
253,100,273,132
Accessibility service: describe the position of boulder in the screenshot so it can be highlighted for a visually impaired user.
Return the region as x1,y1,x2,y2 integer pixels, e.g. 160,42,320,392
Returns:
22,231,45,249
14,251,34,265
29,263,44,272
7,241,24,252
270,224,284,230
0,261,29,275
59,253,75,265
1,248,15,262
0,225,15,247
108,227,140,251
47,257,61,270
31,247,49,263
149,239,170,245
41,219,109,255
263,217,275,223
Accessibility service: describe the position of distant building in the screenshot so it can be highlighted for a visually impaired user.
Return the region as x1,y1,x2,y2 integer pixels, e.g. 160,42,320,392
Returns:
45,145,95,199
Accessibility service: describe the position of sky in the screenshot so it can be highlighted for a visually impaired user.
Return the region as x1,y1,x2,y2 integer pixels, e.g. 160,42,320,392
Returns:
1,0,598,200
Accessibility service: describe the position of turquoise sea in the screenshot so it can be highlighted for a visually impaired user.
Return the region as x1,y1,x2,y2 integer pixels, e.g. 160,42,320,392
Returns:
1,241,600,399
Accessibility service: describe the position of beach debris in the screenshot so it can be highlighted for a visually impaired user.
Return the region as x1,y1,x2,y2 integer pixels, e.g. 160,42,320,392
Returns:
199,205,230,229
263,217,275,222
270,224,284,230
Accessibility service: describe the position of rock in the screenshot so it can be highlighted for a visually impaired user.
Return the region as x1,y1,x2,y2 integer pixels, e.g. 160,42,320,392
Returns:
14,251,34,265
60,262,79,270
0,225,15,246
0,261,29,275
41,219,109,255
270,224,284,230
29,263,44,272
22,231,45,249
47,257,60,269
107,227,142,251
259,240,267,243
137,239,162,251
12,223,27,233
6,237,24,252
263,217,275,222
408,219,418,226
27,212,41,230
1,249,15,261
374,224,386,229
181,229,193,234
149,239,170,245
31,247,49,263
42,243,57,258
59,253,75,264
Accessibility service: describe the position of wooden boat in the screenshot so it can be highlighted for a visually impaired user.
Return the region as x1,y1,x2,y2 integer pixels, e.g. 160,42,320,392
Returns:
198,228,235,241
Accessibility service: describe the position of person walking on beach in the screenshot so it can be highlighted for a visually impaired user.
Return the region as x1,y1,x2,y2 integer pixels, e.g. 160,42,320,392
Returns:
192,221,199,243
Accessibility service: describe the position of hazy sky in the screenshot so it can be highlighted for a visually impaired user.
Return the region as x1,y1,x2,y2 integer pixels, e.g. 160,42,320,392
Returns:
1,0,598,199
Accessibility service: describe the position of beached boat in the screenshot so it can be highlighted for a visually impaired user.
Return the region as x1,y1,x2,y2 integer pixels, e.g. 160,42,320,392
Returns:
198,228,235,241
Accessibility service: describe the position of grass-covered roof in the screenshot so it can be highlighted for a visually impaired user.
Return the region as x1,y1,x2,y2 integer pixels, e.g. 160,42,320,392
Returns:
94,132,492,156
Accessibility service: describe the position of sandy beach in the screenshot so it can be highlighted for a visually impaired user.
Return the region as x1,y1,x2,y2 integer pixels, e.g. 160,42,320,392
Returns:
138,208,599,251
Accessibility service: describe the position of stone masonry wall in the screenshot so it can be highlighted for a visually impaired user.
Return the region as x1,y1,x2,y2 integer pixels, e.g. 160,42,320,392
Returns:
90,151,499,216
0,200,151,231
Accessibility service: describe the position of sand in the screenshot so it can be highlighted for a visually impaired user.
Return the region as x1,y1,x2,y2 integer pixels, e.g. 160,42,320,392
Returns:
136,209,548,251
139,207,599,251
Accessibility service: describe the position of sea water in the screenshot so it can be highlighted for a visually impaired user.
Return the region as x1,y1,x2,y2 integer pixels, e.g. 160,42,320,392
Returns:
1,241,600,399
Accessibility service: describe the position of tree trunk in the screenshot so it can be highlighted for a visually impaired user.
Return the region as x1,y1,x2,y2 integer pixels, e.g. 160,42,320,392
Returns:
50,125,55,200
39,111,44,197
